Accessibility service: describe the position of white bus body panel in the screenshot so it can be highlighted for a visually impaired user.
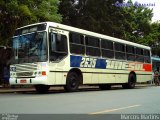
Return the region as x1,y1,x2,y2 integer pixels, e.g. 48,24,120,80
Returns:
10,22,152,86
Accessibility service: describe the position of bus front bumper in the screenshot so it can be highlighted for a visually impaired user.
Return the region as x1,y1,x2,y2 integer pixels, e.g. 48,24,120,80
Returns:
9,76,48,85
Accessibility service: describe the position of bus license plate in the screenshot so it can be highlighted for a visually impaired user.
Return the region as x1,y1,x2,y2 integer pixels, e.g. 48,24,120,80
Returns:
20,80,27,83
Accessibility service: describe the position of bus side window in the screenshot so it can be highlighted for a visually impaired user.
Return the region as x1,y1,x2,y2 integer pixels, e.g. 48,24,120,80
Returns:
101,39,114,58
144,49,151,63
56,34,68,52
85,36,100,57
115,42,126,60
126,45,135,61
50,33,67,53
49,32,68,61
69,32,85,55
135,48,144,62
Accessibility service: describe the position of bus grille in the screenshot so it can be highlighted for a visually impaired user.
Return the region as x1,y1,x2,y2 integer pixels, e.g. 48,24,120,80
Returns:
16,72,33,77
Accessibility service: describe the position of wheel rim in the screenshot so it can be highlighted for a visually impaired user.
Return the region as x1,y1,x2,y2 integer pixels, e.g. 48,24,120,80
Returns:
69,75,77,88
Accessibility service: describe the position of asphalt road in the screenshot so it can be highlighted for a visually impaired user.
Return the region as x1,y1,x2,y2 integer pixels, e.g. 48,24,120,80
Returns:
0,85,160,120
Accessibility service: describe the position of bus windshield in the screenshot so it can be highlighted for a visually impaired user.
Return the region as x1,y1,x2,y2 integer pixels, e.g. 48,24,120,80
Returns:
12,31,47,63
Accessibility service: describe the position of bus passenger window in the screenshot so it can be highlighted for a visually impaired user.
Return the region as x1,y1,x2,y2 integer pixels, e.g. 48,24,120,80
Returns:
69,32,85,55
115,43,126,60
135,48,144,62
101,39,114,58
49,33,68,61
126,45,135,61
85,36,100,57
144,49,151,63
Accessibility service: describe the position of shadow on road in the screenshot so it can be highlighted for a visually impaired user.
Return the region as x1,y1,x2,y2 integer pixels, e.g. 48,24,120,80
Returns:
16,84,152,95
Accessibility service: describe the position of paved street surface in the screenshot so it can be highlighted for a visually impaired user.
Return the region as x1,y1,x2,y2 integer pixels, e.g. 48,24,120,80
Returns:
0,85,160,120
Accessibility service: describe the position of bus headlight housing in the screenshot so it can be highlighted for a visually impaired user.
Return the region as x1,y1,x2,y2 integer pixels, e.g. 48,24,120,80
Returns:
34,71,47,76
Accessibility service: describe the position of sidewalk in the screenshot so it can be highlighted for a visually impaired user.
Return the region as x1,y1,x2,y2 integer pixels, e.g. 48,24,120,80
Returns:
0,85,35,93
0,84,155,94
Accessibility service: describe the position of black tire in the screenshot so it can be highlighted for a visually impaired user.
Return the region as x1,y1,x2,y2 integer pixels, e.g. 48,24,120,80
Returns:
99,84,111,90
64,72,80,92
35,85,50,93
122,73,136,89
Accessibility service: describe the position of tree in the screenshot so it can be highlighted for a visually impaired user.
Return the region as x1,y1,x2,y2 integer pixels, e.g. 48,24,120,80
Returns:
59,0,125,38
147,22,160,56
121,1,153,44
0,0,62,46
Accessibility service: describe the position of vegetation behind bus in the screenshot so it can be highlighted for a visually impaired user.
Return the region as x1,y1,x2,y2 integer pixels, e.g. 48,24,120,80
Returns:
59,0,160,56
1,0,160,57
0,0,62,46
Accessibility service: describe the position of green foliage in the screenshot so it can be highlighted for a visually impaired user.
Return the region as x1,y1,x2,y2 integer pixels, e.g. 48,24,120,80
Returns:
59,0,154,41
121,1,153,44
59,0,125,38
0,0,62,46
147,22,160,55
59,0,160,56
1,0,160,56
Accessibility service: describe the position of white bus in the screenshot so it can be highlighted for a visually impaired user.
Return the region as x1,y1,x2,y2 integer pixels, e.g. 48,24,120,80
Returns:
10,22,152,93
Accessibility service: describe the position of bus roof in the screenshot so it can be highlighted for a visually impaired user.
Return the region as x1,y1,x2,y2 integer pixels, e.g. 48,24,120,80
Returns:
17,22,151,50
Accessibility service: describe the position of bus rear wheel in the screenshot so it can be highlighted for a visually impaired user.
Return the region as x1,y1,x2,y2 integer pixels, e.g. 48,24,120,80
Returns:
35,85,50,93
122,73,136,89
64,72,80,92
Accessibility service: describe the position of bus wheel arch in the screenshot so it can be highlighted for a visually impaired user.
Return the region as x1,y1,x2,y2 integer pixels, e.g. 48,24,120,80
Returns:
64,68,83,92
122,72,137,89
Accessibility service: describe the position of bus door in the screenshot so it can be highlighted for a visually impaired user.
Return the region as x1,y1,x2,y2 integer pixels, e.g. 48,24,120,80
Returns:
48,28,69,85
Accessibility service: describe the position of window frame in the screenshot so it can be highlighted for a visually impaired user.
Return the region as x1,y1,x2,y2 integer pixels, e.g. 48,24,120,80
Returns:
114,42,126,60
69,32,85,55
85,35,101,57
101,39,114,58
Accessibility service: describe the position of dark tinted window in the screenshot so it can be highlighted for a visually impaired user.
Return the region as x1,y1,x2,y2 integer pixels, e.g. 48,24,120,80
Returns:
136,48,143,55
49,33,68,61
101,40,114,58
126,45,135,54
69,32,85,55
126,45,135,61
144,49,151,63
127,54,135,61
86,36,99,47
115,52,126,60
115,43,125,60
144,50,150,56
115,43,125,52
56,35,68,52
101,40,113,50
135,48,144,62
102,49,114,58
85,36,100,56
69,32,84,44
86,47,100,56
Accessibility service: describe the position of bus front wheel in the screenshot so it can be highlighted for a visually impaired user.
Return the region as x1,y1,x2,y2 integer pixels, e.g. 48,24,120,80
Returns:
64,72,80,92
35,85,50,93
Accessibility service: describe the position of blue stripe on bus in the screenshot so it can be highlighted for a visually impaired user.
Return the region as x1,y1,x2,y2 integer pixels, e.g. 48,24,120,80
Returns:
70,55,107,69
70,55,82,67
95,59,107,69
